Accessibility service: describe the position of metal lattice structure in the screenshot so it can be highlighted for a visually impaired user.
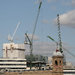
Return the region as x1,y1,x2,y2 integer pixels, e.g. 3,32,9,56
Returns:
57,14,63,53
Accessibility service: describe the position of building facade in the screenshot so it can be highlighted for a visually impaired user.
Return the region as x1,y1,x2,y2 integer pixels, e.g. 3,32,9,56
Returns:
0,43,27,71
3,43,25,59
0,58,26,71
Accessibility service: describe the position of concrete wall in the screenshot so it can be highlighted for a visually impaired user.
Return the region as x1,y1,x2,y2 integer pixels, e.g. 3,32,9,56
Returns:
0,70,63,75
3,43,25,59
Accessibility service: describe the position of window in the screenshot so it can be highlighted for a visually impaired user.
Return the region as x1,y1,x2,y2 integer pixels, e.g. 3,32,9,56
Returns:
0,60,26,62
59,60,61,65
55,60,58,66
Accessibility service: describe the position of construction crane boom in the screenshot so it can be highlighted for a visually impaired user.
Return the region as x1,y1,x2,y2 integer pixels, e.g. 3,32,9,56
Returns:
8,22,21,42
48,35,75,56
11,22,20,42
32,1,42,40
47,35,58,48
31,1,42,55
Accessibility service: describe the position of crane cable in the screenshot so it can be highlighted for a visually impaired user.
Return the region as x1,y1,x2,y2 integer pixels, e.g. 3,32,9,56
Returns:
63,47,75,58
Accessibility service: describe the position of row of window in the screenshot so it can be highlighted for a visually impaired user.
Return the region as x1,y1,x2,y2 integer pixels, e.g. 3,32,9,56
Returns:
55,60,62,66
0,64,26,65
0,68,26,69
0,60,26,62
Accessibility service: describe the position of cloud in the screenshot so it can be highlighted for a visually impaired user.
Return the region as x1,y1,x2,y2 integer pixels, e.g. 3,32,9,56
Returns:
25,41,56,56
54,10,75,28
42,19,50,24
25,41,75,56
62,0,75,7
25,40,75,65
72,0,75,6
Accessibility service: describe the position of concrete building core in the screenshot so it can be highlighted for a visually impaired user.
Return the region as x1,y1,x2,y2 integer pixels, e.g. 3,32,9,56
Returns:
3,43,25,59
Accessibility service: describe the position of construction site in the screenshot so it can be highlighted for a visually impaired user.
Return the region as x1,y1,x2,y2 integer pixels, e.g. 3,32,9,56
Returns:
0,0,75,75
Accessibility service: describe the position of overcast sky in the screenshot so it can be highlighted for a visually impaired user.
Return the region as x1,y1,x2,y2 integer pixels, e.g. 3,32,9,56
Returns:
0,0,75,65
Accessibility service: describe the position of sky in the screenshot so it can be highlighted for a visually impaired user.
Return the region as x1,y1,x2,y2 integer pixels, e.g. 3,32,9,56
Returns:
0,0,75,65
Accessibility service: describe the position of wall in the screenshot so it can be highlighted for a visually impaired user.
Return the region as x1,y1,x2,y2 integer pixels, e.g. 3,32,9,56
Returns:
3,43,25,59
0,70,63,75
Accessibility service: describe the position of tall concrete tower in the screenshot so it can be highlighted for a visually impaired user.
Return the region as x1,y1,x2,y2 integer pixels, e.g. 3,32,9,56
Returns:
52,50,63,75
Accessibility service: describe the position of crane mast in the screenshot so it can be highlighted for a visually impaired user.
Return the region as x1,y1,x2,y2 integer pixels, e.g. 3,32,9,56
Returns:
57,14,63,53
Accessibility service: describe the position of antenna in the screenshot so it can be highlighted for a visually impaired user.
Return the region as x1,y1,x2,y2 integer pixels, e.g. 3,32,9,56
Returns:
57,14,63,53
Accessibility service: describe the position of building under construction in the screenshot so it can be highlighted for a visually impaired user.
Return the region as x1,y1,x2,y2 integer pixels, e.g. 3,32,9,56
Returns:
0,43,27,71
0,46,75,75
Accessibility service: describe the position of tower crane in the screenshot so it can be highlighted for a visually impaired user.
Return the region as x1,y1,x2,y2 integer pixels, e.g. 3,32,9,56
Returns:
25,1,42,57
31,1,42,56
47,14,62,52
24,1,42,69
47,35,75,64
47,14,65,64
8,22,21,42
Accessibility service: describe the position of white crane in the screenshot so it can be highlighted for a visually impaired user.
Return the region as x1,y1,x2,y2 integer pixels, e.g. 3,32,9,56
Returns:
8,22,21,42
